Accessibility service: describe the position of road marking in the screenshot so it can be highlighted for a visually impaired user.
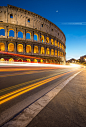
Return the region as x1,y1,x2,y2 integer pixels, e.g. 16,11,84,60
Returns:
0,70,69,93
1,70,82,127
0,71,73,105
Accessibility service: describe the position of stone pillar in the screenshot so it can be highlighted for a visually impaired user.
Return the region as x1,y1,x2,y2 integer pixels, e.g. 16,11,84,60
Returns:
38,33,41,42
23,42,26,54
31,31,34,42
5,26,8,38
5,41,8,52
31,44,34,55
14,42,17,53
39,45,41,55
15,28,17,39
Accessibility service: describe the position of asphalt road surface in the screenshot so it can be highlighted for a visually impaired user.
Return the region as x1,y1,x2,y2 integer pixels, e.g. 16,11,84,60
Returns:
0,66,81,126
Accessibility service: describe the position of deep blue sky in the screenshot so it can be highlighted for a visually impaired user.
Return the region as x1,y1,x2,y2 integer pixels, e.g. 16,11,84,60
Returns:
1,0,86,60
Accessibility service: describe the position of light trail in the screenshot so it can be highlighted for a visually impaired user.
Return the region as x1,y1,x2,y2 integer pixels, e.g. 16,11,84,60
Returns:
0,70,74,105
0,69,71,94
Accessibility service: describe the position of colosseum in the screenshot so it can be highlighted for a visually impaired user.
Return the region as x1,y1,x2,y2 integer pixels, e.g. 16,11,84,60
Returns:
0,5,66,64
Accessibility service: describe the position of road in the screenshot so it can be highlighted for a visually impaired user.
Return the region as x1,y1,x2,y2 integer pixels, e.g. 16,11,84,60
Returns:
0,66,81,126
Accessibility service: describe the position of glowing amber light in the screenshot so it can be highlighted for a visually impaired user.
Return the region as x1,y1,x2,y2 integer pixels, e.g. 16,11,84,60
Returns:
60,43,61,49
0,43,5,51
17,44,23,52
51,39,54,45
26,45,31,53
9,58,14,62
46,37,49,43
40,59,43,63
55,40,57,46
8,43,14,52
55,50,57,56
58,51,60,56
46,48,50,55
34,46,38,53
26,59,31,62
51,49,54,55
58,42,59,47
34,59,38,63
41,35,44,42
41,47,45,54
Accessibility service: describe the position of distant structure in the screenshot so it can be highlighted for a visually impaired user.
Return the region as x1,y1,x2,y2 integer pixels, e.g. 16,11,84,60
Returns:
80,55,86,62
66,58,77,63
0,5,66,64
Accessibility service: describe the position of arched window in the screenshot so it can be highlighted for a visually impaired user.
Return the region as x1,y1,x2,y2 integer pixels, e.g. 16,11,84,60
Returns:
0,27,5,36
17,44,23,52
17,58,23,62
55,50,57,56
8,29,14,37
40,59,43,63
41,35,44,42
8,43,14,52
9,58,14,62
26,59,31,62
26,45,31,53
0,58,5,61
55,40,57,46
34,33,38,41
26,32,31,39
58,42,59,47
60,43,61,49
51,49,54,55
34,59,38,63
34,46,38,53
58,51,60,56
17,31,23,38
60,52,62,56
46,37,49,43
0,43,5,51
51,39,54,45
41,47,45,54
46,48,50,55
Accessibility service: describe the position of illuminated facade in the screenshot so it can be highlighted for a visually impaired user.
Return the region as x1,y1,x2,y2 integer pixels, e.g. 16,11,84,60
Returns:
0,5,66,64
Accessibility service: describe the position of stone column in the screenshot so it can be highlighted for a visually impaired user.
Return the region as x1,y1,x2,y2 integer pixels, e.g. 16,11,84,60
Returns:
5,26,8,38
23,42,26,54
14,42,17,53
31,31,34,42
15,28,17,39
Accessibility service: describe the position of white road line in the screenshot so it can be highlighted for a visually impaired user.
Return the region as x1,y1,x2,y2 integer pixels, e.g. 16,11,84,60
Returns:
2,71,82,127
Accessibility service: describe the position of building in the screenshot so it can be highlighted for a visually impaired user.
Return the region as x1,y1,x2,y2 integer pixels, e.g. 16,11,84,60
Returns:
80,55,86,62
0,5,66,64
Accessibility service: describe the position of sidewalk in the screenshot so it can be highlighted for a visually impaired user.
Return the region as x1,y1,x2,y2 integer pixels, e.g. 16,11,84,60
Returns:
27,69,86,127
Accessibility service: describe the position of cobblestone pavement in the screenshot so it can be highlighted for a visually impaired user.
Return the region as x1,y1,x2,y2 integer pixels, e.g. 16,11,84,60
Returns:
26,69,86,127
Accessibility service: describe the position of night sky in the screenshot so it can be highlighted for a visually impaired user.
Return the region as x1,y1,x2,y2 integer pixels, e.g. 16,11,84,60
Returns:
0,0,86,60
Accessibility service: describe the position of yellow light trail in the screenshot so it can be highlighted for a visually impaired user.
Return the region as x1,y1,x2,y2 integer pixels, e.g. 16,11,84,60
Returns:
0,71,73,105
0,70,69,93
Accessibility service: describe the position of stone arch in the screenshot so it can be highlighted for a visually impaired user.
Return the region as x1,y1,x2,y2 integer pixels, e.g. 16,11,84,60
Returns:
0,27,5,36
26,59,31,62
41,47,45,54
46,37,49,43
55,40,57,46
26,32,31,39
34,33,38,41
46,48,50,55
41,35,44,42
17,58,23,62
26,45,31,53
0,42,5,51
17,30,23,38
51,49,54,55
9,58,14,62
58,42,59,47
55,50,57,56
34,59,38,63
8,29,14,37
17,44,23,52
51,39,54,45
8,43,14,52
40,59,43,63
34,46,38,53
